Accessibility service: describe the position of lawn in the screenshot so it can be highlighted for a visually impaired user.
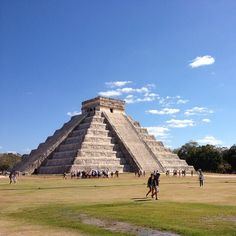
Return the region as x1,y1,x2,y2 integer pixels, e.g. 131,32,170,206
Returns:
0,173,235,235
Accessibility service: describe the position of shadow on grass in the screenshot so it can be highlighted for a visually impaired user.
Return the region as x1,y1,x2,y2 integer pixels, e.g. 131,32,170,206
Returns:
131,197,152,202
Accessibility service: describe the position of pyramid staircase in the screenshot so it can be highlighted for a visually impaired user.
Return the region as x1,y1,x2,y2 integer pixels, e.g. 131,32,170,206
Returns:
103,112,164,172
38,111,124,174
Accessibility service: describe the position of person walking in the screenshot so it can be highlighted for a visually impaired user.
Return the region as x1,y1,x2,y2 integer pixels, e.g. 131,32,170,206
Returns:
198,169,204,187
146,174,153,197
152,170,160,200
9,172,13,184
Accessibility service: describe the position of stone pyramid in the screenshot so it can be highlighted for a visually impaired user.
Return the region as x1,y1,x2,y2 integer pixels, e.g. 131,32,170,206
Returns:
14,96,194,174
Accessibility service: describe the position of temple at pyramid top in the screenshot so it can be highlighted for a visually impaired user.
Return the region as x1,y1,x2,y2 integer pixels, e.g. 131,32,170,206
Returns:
82,96,125,114
14,96,194,174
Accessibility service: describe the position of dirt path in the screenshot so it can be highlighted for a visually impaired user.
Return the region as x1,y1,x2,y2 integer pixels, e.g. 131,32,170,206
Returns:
79,214,180,236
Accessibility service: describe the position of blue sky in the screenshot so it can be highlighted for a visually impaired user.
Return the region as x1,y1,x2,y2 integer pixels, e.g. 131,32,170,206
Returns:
0,0,235,154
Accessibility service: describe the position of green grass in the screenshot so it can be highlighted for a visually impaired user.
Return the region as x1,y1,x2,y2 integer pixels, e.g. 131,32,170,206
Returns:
9,205,129,236
0,174,236,235
8,202,236,236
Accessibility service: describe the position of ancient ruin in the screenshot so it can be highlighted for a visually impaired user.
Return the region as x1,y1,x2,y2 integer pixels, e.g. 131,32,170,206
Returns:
14,96,194,174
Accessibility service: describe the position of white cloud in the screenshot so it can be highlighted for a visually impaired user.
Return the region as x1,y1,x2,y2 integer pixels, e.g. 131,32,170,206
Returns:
146,126,170,138
99,82,187,107
189,55,215,68
202,118,211,123
98,90,121,97
158,95,189,107
159,97,174,107
185,106,213,116
105,81,132,88
124,95,135,104
99,83,160,104
177,99,189,104
136,96,155,102
147,93,159,97
197,136,223,145
67,111,81,116
124,95,156,104
135,87,149,93
166,119,195,128
118,87,135,93
99,85,151,98
117,87,149,94
146,83,156,89
146,108,180,115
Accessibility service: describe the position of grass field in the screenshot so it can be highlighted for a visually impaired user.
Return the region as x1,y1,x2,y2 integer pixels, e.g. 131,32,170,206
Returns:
0,173,236,236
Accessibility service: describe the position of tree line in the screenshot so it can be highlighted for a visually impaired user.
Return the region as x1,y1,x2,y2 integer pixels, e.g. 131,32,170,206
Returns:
174,142,236,173
0,153,21,172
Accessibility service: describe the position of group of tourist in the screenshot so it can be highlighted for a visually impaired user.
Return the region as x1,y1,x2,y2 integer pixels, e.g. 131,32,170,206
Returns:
134,170,146,177
145,169,204,200
165,169,194,177
166,169,186,176
146,170,160,200
64,169,120,179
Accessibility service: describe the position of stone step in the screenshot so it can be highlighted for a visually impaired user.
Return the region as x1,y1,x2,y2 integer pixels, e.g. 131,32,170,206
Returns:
38,165,72,174
129,118,141,128
81,142,115,151
74,158,121,165
79,122,107,130
46,157,75,166
64,136,84,145
134,127,148,134
84,116,105,123
53,150,77,159
69,129,86,138
83,136,112,143
160,160,188,166
86,129,109,137
160,160,187,166
149,146,170,153
155,153,180,160
78,149,118,158
58,143,80,152
139,134,156,141
143,140,164,146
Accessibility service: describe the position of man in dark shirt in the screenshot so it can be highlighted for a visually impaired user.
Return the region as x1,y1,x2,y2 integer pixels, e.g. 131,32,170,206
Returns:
152,170,160,200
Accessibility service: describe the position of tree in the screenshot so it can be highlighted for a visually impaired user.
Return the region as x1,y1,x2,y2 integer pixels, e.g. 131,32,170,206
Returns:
223,145,236,172
195,145,223,172
177,142,226,172
177,141,199,166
